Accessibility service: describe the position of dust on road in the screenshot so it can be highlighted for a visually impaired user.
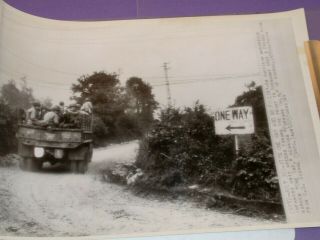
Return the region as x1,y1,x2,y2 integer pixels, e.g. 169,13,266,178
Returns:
0,141,275,237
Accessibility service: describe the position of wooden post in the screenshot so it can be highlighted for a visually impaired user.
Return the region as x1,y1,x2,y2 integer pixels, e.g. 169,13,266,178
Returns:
232,134,240,194
234,134,239,157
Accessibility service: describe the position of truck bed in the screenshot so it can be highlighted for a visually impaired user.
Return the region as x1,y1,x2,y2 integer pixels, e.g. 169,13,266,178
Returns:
16,125,92,148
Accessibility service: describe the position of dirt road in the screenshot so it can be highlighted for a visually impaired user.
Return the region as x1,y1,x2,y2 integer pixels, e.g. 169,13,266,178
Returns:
0,141,275,237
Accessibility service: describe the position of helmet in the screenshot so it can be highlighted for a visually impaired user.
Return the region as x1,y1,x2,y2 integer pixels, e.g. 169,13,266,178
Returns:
52,105,60,112
68,103,77,108
32,100,41,107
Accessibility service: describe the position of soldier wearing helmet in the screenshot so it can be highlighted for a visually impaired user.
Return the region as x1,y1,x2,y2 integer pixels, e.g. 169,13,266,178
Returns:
60,103,81,128
80,97,93,115
26,100,41,124
59,101,66,115
38,105,60,127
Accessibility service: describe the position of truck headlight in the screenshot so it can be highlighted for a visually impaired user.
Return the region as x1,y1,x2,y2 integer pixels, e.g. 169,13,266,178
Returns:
54,149,64,159
34,147,45,158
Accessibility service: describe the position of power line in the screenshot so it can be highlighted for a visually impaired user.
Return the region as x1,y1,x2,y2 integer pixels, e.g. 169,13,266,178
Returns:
0,44,81,77
141,72,259,82
0,65,73,87
1,65,258,91
152,73,260,87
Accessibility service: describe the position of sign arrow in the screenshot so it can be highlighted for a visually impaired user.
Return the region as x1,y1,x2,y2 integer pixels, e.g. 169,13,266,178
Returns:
226,125,245,131
214,106,254,135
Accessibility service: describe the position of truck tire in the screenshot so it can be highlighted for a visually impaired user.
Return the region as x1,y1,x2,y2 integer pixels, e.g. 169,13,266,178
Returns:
78,161,88,174
88,143,93,162
70,160,88,174
70,160,78,173
25,158,42,172
78,148,91,173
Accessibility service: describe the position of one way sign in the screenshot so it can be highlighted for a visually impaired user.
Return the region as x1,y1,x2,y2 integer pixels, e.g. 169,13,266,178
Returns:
213,106,254,135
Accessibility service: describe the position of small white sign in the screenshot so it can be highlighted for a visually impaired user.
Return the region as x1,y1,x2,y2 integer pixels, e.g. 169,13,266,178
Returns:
213,106,254,135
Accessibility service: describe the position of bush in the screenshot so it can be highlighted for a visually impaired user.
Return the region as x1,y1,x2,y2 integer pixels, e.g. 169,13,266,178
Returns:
232,135,281,201
135,83,282,203
114,114,143,141
136,103,234,186
136,103,281,202
0,80,34,156
0,102,19,155
92,115,109,146
0,154,21,167
93,115,109,137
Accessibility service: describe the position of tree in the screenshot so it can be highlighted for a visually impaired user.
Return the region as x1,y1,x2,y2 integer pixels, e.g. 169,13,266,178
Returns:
71,72,159,143
126,77,158,128
1,79,34,109
71,71,128,141
72,71,122,105
0,99,15,155
233,84,268,136
0,79,35,155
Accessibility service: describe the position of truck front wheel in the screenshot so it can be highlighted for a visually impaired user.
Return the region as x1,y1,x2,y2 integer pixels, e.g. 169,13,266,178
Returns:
70,160,78,173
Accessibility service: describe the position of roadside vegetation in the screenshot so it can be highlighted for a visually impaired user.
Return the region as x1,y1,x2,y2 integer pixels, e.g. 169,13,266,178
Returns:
0,79,34,155
126,83,284,218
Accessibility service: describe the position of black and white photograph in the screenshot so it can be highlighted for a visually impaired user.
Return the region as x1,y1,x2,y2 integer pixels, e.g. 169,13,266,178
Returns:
3,4,320,238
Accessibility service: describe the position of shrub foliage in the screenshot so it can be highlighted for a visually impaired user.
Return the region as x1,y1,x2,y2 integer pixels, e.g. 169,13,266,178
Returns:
136,84,282,202
0,80,33,155
136,104,234,185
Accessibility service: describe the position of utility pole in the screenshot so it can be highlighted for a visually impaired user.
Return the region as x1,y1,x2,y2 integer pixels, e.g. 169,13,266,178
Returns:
117,68,123,78
162,62,172,107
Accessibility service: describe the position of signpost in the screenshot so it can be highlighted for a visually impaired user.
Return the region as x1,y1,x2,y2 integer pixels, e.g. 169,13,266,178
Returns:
213,106,255,155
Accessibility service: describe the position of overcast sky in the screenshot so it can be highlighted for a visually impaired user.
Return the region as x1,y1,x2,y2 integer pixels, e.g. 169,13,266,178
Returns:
0,2,263,112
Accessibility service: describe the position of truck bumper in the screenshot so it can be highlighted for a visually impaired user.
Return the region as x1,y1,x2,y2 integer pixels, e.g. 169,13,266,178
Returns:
18,143,90,162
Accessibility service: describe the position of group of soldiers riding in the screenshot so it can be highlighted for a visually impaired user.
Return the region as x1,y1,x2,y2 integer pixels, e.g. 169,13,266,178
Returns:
25,98,93,129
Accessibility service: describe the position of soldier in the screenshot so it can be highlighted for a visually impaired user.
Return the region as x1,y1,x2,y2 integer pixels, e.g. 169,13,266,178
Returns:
80,97,93,115
60,103,81,128
59,101,66,115
40,106,49,119
26,101,41,124
37,105,60,127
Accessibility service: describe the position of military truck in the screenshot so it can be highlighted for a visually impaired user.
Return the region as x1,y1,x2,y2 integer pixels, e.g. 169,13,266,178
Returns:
16,115,93,173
